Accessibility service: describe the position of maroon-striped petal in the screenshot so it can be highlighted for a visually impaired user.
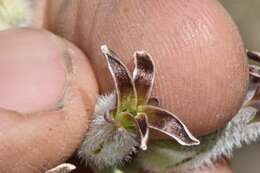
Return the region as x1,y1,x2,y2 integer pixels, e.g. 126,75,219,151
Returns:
133,51,155,105
143,105,200,146
247,50,260,62
101,45,137,113
122,112,149,150
244,74,260,105
249,65,260,78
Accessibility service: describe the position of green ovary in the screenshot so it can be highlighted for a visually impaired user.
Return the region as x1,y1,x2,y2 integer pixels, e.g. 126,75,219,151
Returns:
113,97,145,132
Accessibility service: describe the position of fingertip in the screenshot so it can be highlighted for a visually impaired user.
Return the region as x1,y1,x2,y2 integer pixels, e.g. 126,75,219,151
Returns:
0,28,98,114
0,28,98,172
0,28,67,113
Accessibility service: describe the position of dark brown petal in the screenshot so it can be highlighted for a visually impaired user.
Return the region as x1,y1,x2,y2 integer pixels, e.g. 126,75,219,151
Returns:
244,65,260,106
244,75,260,105
147,96,160,107
122,112,149,150
247,50,260,62
143,105,200,146
135,113,149,150
133,51,155,105
45,163,76,173
249,65,260,78
101,45,137,112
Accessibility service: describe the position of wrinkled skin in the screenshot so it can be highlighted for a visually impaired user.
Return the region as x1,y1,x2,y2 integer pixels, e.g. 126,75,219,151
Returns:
0,0,247,172
0,28,98,172
47,0,248,136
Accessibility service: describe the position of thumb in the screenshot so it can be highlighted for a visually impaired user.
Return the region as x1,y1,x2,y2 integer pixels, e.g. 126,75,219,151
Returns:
0,28,98,173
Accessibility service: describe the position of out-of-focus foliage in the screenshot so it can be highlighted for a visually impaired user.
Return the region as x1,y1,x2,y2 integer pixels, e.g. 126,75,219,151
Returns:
219,0,260,52
0,0,30,30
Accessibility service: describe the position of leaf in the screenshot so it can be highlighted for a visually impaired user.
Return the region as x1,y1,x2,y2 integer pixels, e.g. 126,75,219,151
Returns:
143,105,200,146
133,51,155,105
101,45,137,113
122,112,149,150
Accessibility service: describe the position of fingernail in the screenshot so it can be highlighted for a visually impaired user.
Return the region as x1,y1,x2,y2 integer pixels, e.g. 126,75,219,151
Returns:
0,28,67,113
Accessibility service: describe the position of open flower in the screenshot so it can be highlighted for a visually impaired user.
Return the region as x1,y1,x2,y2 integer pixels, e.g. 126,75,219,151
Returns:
101,45,200,149
78,45,199,169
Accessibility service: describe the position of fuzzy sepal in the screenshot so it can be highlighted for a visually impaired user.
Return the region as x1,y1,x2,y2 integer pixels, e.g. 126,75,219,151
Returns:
78,93,139,169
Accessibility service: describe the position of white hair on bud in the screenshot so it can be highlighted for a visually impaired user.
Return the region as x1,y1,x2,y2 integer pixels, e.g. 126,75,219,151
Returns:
180,106,260,170
78,93,139,169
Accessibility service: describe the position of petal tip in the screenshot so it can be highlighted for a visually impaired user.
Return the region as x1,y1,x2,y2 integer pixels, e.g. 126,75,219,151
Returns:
176,136,200,146
181,134,200,146
45,163,76,173
134,50,147,56
140,143,148,150
101,44,109,54
190,138,200,146
134,50,153,61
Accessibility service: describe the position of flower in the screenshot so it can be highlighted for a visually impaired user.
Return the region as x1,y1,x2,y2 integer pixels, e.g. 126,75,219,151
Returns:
78,45,200,169
100,45,200,150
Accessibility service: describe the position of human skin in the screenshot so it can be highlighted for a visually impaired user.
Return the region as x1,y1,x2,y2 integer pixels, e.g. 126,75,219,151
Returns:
47,0,248,136
0,0,247,172
0,28,98,173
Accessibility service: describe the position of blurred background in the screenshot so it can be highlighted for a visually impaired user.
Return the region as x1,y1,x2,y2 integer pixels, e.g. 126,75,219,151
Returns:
219,1,260,173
